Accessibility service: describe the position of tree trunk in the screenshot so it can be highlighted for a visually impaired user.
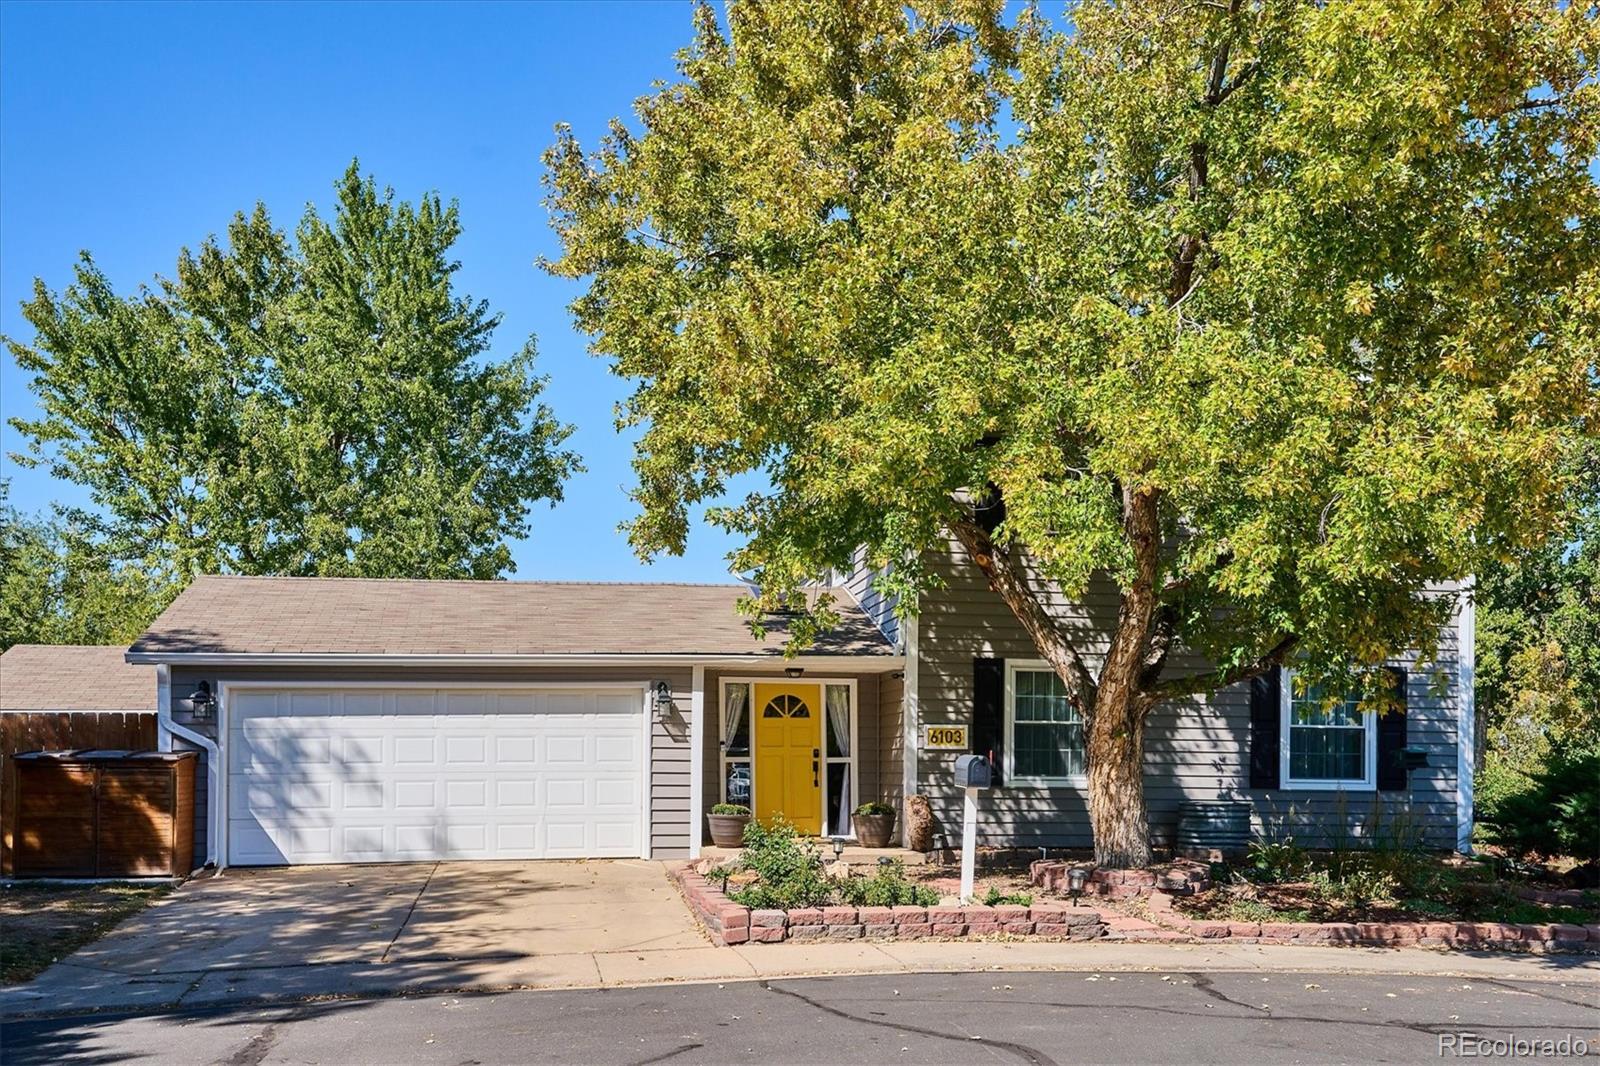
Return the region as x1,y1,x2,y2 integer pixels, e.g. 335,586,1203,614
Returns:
1086,681,1152,868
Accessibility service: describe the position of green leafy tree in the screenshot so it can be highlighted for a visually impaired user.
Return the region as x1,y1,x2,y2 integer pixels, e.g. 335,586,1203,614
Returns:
0,483,174,651
1475,448,1599,829
546,1,1599,864
8,163,579,581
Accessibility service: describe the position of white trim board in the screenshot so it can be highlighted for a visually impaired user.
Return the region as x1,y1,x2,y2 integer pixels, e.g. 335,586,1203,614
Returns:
689,666,705,859
1457,582,1476,854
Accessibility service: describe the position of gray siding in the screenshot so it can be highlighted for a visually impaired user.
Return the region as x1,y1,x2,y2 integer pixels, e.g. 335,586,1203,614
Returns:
168,664,695,862
914,537,1463,851
700,668,902,844
838,547,901,649
878,671,907,844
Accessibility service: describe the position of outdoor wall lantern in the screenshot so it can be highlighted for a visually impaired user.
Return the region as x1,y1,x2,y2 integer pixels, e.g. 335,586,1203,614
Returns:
784,666,804,678
188,680,217,721
652,681,674,716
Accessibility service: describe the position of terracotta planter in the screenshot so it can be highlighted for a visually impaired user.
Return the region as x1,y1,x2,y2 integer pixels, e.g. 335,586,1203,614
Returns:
852,811,897,848
707,813,751,848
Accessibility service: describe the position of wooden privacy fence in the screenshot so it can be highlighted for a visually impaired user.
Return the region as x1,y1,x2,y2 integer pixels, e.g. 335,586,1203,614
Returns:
1,711,160,876
1,711,158,759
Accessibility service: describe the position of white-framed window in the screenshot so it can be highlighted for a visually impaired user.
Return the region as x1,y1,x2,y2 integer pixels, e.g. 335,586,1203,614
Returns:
1005,661,1086,785
1280,667,1377,790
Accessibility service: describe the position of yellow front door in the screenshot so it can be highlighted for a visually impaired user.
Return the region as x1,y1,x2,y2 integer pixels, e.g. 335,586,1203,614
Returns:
753,683,822,834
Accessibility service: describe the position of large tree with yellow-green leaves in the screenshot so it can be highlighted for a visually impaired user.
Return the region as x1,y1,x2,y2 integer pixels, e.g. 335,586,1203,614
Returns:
545,0,1599,866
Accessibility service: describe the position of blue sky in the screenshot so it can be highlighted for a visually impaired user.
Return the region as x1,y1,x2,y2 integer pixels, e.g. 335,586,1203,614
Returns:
0,0,745,583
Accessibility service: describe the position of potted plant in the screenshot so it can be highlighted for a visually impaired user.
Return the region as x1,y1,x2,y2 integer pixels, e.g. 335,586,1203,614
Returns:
707,803,752,848
852,801,897,848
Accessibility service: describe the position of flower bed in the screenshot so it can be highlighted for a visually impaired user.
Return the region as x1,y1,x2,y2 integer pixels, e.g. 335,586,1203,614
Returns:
1143,890,1600,952
673,863,1105,946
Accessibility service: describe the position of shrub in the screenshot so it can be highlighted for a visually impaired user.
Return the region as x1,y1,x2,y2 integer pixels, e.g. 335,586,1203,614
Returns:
834,860,938,907
1245,837,1308,883
729,817,834,909
710,803,751,816
983,887,1033,907
854,802,895,817
1309,867,1398,908
1479,746,1600,864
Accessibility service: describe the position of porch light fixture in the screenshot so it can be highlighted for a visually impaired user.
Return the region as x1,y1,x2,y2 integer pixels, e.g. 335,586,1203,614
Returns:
784,666,804,679
1067,866,1089,906
652,681,674,715
188,680,216,721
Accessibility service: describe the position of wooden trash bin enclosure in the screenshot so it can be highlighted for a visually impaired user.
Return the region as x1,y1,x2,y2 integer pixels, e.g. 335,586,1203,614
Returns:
4,750,195,878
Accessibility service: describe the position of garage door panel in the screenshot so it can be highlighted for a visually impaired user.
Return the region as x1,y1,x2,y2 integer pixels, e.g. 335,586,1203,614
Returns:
444,735,487,765
395,780,438,809
594,734,637,765
228,687,645,865
497,824,539,850
395,735,437,765
595,777,640,808
594,693,639,715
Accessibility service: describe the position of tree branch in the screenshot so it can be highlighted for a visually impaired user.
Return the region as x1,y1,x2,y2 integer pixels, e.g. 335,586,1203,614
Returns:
1147,633,1299,700
1208,58,1258,105
948,509,1098,708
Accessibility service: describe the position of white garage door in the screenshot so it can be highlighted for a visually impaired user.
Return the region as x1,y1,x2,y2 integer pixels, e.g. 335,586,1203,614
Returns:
227,687,646,866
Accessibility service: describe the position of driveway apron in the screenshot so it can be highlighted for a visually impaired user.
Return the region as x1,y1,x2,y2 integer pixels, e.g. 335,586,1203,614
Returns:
3,860,707,1015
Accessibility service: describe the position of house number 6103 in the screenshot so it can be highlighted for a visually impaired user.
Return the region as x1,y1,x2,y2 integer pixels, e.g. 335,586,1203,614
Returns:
924,725,969,750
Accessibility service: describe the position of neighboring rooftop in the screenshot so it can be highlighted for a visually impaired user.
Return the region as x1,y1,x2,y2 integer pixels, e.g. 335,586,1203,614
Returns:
127,576,896,658
0,645,157,711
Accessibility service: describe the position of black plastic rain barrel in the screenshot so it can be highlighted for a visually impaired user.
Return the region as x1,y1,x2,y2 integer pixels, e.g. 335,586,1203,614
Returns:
1175,800,1252,861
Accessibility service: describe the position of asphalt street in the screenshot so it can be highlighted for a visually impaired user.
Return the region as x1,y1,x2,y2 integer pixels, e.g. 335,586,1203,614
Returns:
3,969,1596,1065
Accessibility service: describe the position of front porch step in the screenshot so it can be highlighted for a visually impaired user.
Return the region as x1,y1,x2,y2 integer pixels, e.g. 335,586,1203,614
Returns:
700,844,927,866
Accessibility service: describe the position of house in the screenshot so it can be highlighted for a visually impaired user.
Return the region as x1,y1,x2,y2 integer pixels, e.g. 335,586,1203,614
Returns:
1,644,157,715
123,545,1473,872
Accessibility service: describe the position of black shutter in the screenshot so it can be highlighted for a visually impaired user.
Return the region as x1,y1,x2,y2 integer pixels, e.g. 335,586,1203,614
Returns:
1376,666,1409,792
973,657,1005,785
1248,669,1281,789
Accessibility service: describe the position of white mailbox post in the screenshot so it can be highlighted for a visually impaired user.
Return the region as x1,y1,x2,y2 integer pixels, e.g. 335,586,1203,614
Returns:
952,754,993,902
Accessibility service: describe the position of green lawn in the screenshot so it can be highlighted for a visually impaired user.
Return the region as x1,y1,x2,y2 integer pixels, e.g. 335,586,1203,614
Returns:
0,881,170,984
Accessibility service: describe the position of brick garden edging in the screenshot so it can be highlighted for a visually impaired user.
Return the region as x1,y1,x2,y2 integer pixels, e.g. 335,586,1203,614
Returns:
1030,859,1212,899
672,864,1106,946
1142,891,1600,953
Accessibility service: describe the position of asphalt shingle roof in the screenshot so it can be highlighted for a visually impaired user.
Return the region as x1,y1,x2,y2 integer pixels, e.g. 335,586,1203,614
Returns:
0,645,158,711
128,576,896,658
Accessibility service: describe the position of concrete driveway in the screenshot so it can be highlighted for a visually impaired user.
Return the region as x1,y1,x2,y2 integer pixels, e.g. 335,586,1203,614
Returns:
4,860,708,1014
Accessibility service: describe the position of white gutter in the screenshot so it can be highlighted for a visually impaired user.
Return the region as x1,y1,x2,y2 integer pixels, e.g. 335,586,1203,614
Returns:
126,652,903,670
155,664,221,869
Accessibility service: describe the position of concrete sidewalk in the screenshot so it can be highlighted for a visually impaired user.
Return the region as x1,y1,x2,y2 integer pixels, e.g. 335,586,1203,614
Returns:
5,934,1595,1020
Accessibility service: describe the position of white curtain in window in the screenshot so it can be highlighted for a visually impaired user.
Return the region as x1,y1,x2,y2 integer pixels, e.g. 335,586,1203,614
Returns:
723,683,749,747
826,685,851,833
826,685,851,757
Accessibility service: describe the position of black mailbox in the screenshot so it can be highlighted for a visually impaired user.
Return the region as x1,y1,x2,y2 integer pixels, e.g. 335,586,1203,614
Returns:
954,753,992,789
1398,747,1430,772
